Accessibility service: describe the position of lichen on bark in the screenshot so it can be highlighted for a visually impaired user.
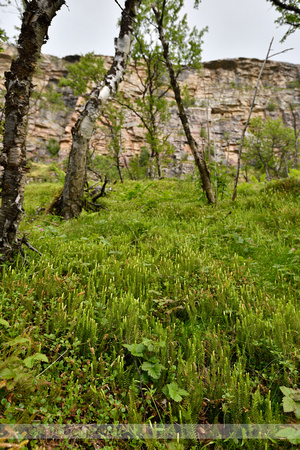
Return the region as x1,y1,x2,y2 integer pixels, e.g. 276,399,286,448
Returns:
0,0,65,261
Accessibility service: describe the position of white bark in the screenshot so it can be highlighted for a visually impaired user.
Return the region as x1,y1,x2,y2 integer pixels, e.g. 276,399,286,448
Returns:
59,0,142,219
0,0,65,260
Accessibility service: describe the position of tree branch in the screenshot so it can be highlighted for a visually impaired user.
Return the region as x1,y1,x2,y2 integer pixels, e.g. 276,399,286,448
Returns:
268,0,300,15
232,38,274,200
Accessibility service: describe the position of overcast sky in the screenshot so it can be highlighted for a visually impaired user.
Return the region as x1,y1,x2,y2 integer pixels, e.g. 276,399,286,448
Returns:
0,0,299,64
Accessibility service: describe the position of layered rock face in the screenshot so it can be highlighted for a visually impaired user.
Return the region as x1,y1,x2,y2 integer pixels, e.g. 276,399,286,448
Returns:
1,44,299,176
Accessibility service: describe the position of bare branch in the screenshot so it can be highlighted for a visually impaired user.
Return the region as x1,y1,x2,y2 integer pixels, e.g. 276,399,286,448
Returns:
268,47,293,58
232,38,274,201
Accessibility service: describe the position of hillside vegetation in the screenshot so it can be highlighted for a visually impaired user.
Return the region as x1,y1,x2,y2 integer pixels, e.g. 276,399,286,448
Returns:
0,176,299,449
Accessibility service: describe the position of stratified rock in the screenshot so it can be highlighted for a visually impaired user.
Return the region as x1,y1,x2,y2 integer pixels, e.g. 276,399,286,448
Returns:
1,44,299,176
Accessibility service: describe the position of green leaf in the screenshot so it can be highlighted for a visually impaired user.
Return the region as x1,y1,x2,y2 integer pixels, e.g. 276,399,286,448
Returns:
158,341,166,348
0,368,16,380
295,404,300,419
276,428,300,444
280,386,296,397
123,343,145,357
282,396,296,413
141,360,165,379
0,318,10,327
167,382,189,402
141,338,155,352
290,391,300,402
24,353,49,369
3,337,31,347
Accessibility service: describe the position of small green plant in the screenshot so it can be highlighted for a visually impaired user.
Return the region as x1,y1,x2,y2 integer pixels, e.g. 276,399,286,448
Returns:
200,127,207,139
51,164,66,182
277,387,300,444
0,332,48,393
280,386,300,418
43,85,65,112
139,146,150,168
181,84,196,108
47,138,60,157
92,154,120,181
118,182,153,200
124,338,166,381
243,116,295,180
266,100,277,112
128,154,149,180
163,382,189,402
287,80,300,89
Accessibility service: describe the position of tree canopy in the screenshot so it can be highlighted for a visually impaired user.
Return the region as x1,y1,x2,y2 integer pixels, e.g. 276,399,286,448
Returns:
268,0,300,40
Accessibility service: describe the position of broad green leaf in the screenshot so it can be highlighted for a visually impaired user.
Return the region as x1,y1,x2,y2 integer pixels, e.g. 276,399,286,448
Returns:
3,337,31,347
141,361,164,379
0,318,10,327
290,391,300,402
142,339,155,352
148,355,160,364
123,343,145,357
276,428,295,438
24,353,49,369
167,382,189,402
277,428,300,444
0,368,16,380
282,396,296,413
158,341,166,348
280,386,296,397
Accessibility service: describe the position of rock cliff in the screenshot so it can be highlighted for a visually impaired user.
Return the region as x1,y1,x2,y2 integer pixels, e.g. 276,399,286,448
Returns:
1,44,299,176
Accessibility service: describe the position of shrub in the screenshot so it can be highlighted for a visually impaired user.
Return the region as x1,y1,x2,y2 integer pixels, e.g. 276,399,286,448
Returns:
264,177,300,195
47,138,60,157
266,100,277,112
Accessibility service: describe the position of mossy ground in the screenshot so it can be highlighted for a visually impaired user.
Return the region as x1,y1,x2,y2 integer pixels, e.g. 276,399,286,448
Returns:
0,177,299,449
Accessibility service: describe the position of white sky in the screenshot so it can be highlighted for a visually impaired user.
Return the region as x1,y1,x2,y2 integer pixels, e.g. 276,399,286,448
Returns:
0,0,299,64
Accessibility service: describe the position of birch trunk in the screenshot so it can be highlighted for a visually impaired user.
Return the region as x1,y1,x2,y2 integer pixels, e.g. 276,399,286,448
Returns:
151,5,215,204
290,103,299,169
0,0,65,261
56,0,142,220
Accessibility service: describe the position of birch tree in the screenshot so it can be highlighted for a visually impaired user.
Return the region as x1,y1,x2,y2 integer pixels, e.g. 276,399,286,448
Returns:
0,0,65,262
0,29,7,138
53,0,142,219
243,117,295,180
118,6,173,179
289,102,299,168
151,0,215,203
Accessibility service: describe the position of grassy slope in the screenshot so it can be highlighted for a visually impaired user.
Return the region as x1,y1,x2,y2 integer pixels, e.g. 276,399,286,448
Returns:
0,178,299,449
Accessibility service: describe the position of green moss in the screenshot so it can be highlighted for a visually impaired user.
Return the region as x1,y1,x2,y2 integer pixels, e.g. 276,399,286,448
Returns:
0,179,298,447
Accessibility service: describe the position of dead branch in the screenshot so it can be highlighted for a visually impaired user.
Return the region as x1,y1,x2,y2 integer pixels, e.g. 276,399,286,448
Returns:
92,175,109,202
232,39,274,200
21,235,42,256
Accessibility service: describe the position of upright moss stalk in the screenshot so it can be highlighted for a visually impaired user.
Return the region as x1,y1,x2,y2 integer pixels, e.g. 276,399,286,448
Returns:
0,0,65,261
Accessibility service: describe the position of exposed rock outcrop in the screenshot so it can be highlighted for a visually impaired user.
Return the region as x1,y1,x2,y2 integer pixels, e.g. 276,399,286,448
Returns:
1,44,299,176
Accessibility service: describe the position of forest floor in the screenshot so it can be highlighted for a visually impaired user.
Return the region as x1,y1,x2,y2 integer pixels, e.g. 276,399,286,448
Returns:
0,175,299,449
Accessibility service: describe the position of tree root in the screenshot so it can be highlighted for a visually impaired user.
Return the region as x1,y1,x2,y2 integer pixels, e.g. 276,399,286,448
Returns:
0,234,41,265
